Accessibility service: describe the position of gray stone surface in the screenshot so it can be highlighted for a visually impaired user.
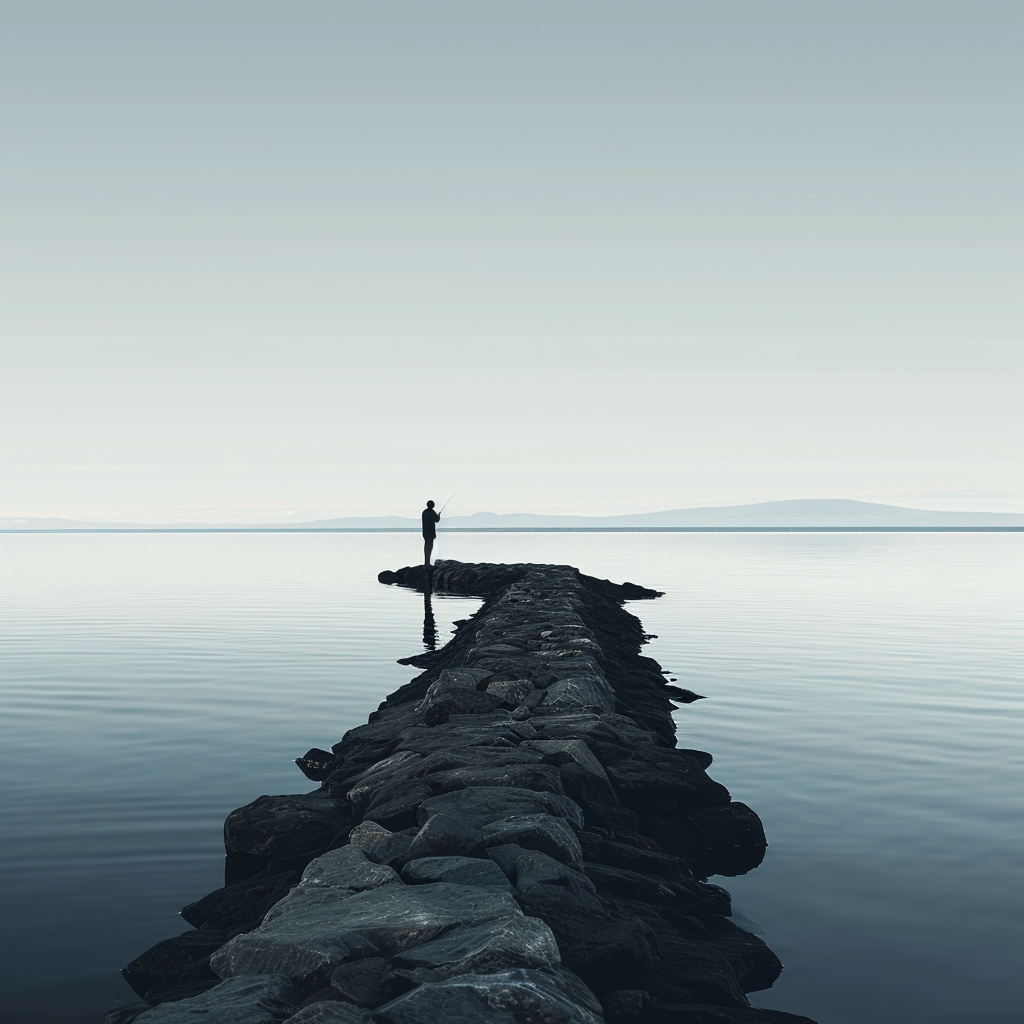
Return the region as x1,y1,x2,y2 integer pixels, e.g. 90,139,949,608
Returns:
513,849,597,898
539,675,616,715
521,739,610,781
393,914,560,974
224,794,349,860
418,786,585,830
404,812,486,861
284,1003,373,1024
481,813,584,870
211,883,519,981
373,968,604,1024
400,856,515,892
134,975,302,1023
297,845,400,892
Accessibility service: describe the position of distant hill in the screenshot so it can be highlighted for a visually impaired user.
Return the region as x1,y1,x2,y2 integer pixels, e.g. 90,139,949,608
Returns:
5,499,1022,531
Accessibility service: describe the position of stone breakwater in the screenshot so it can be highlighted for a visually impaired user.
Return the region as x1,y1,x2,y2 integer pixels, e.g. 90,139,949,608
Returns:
106,560,817,1024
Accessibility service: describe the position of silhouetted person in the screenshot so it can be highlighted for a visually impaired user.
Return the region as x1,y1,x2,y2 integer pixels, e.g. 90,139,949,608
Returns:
422,500,440,567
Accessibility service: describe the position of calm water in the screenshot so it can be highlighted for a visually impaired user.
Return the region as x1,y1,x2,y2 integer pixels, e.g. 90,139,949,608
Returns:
1,532,1021,1024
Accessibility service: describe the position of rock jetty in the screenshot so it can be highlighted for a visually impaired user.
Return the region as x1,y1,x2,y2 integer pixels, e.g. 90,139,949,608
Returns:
107,560,817,1024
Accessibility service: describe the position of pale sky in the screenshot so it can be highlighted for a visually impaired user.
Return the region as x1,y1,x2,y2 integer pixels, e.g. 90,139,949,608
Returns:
1,2,1021,521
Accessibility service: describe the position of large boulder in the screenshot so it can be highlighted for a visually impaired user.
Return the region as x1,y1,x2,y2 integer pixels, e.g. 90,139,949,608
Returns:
373,968,603,1024
392,914,561,975
133,975,302,1023
418,787,584,831
211,882,519,983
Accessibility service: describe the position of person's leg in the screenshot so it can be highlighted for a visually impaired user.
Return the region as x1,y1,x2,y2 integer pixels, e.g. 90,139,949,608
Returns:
424,537,433,566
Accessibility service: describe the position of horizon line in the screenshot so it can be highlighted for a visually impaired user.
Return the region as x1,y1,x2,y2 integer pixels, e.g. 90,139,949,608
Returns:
2,527,1023,535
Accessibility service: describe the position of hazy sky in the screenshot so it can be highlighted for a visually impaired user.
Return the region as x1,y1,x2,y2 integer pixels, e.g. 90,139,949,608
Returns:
2,2,1020,520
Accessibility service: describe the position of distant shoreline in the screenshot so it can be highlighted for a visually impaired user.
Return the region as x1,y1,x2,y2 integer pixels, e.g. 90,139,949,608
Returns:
3,527,1023,535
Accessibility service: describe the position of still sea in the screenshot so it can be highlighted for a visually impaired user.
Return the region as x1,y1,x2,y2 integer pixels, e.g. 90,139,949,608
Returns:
1,531,1021,1024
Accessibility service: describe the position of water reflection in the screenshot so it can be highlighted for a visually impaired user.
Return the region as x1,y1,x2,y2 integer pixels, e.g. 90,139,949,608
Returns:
422,575,438,650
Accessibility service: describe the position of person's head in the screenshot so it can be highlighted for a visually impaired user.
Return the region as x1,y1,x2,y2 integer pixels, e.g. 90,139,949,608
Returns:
426,500,435,508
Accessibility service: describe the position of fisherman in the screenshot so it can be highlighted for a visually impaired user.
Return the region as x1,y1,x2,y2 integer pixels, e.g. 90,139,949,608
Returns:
422,500,440,567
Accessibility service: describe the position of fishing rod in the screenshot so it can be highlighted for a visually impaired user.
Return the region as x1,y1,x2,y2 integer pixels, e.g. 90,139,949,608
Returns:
438,483,467,515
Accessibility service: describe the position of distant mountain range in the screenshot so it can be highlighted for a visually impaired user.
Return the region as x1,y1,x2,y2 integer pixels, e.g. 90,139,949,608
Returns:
3,500,1023,531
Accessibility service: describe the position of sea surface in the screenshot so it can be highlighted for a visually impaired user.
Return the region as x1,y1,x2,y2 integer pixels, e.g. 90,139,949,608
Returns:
0,532,1021,1024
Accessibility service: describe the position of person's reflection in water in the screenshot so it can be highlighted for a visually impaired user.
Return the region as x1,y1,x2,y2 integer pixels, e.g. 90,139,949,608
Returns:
422,576,438,651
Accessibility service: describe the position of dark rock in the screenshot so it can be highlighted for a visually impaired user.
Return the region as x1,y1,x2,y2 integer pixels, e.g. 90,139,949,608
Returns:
329,956,392,1008
362,831,415,869
418,786,585,831
181,871,298,930
362,782,435,830
122,928,234,999
287,1002,375,1023
392,914,560,974
481,813,583,870
513,849,597,899
130,974,302,1022
295,748,338,781
426,763,565,798
486,843,528,882
103,1004,151,1024
513,886,658,996
706,920,784,993
683,802,769,877
602,989,649,1024
595,839,688,881
143,973,220,1006
405,812,487,861
224,794,351,866
604,757,730,817
212,882,519,982
638,931,749,1008
373,967,604,1024
401,855,515,892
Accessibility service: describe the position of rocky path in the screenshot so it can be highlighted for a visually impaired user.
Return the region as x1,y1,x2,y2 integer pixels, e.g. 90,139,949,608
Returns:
107,560,817,1024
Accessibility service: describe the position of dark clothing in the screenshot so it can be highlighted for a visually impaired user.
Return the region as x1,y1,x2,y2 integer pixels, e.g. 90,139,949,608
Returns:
422,507,440,539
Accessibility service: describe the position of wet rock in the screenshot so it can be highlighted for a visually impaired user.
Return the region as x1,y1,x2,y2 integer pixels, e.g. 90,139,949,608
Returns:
486,843,529,882
392,914,560,974
512,849,597,899
374,968,603,1024
361,781,435,830
347,821,394,852
401,855,515,892
405,812,487,861
297,845,401,892
426,763,565,798
604,757,731,817
122,928,234,1000
103,1004,151,1024
706,920,784,993
224,794,351,865
602,989,648,1024
211,883,519,982
481,813,583,870
329,956,393,1008
522,739,609,780
285,1002,374,1024
683,802,769,877
133,974,302,1023
295,749,338,782
418,786,585,831
485,679,536,705
540,675,616,715
362,831,415,869
181,872,298,930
